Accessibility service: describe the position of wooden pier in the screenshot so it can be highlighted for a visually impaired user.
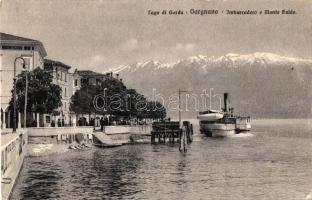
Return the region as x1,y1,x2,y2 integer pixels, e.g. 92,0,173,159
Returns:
151,121,193,144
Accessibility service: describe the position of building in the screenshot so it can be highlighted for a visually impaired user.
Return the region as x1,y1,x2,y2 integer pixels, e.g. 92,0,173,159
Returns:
0,32,120,128
43,59,78,126
76,70,112,87
0,32,47,129
72,69,82,95
40,60,109,127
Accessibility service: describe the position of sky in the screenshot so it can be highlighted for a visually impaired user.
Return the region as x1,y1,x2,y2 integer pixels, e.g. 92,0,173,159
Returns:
0,0,311,72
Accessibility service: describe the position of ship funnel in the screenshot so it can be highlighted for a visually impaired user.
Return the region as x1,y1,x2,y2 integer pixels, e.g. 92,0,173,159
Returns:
224,93,229,112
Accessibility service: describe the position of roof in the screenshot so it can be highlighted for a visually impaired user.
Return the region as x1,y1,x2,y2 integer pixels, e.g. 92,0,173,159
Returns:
0,32,38,42
0,32,47,57
77,70,107,77
44,59,71,70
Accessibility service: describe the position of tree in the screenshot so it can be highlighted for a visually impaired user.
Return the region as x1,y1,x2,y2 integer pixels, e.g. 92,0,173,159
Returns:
102,78,128,116
70,78,125,115
11,67,62,114
70,76,167,120
124,88,148,118
70,84,99,115
145,101,166,119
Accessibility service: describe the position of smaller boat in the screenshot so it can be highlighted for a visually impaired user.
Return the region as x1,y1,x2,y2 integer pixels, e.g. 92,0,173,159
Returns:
92,132,123,148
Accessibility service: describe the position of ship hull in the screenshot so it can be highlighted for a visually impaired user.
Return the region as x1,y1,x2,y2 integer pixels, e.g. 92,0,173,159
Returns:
236,123,251,132
199,123,236,137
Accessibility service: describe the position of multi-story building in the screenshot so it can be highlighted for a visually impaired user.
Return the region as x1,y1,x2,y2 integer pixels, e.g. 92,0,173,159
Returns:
0,32,47,128
43,59,82,127
0,32,118,128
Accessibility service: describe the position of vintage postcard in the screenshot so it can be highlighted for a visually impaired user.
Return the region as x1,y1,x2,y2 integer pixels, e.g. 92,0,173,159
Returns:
0,0,311,199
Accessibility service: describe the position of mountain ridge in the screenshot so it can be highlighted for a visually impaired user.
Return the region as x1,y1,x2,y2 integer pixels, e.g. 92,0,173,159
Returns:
105,52,312,74
104,52,312,118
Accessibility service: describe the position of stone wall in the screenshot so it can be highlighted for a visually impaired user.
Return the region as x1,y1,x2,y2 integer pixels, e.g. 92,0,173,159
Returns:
27,127,94,144
27,126,94,136
104,126,130,134
1,130,28,200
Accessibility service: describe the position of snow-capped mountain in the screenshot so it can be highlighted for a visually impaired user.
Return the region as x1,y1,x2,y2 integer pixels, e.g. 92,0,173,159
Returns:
105,53,312,74
105,53,312,118
105,60,175,74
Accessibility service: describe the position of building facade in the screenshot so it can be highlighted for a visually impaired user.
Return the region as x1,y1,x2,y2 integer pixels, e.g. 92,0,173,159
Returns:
77,70,112,87
0,32,47,129
43,59,71,126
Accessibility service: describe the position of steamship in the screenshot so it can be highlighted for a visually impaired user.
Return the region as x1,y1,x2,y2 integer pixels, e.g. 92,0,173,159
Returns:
197,93,251,137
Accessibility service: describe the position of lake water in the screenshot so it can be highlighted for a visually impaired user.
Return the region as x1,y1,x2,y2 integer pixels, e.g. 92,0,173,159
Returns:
12,119,312,200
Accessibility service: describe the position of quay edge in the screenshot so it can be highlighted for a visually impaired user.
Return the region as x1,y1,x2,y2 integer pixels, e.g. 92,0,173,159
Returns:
1,129,28,200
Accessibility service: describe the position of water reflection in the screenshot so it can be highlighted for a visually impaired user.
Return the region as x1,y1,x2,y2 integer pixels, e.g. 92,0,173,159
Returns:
20,160,62,199
91,148,144,198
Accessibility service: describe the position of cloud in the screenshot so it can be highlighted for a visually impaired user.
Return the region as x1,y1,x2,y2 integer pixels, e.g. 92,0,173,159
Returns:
121,38,157,51
171,43,197,52
124,38,139,51
89,55,105,67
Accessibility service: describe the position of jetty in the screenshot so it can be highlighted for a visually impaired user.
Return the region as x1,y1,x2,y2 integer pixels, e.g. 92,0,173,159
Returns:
151,121,193,144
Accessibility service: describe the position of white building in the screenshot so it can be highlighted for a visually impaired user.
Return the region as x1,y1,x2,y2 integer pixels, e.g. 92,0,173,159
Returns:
0,32,47,129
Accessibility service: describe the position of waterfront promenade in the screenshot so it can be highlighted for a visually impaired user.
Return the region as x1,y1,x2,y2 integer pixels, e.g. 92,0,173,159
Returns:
1,129,27,200
2,131,21,147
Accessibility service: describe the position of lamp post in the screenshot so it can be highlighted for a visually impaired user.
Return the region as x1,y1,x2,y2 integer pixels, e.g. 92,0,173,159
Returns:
13,56,26,132
24,69,28,128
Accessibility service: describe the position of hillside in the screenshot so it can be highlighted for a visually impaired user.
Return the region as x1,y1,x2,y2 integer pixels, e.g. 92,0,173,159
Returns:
105,53,312,119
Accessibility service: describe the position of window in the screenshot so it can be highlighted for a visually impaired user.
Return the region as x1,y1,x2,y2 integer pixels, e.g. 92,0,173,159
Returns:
46,116,51,123
64,102,67,110
1,45,23,50
24,46,33,50
57,71,61,80
81,79,88,86
65,73,67,82
74,79,78,86
1,151,4,171
22,56,33,70
23,57,31,70
64,88,67,97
